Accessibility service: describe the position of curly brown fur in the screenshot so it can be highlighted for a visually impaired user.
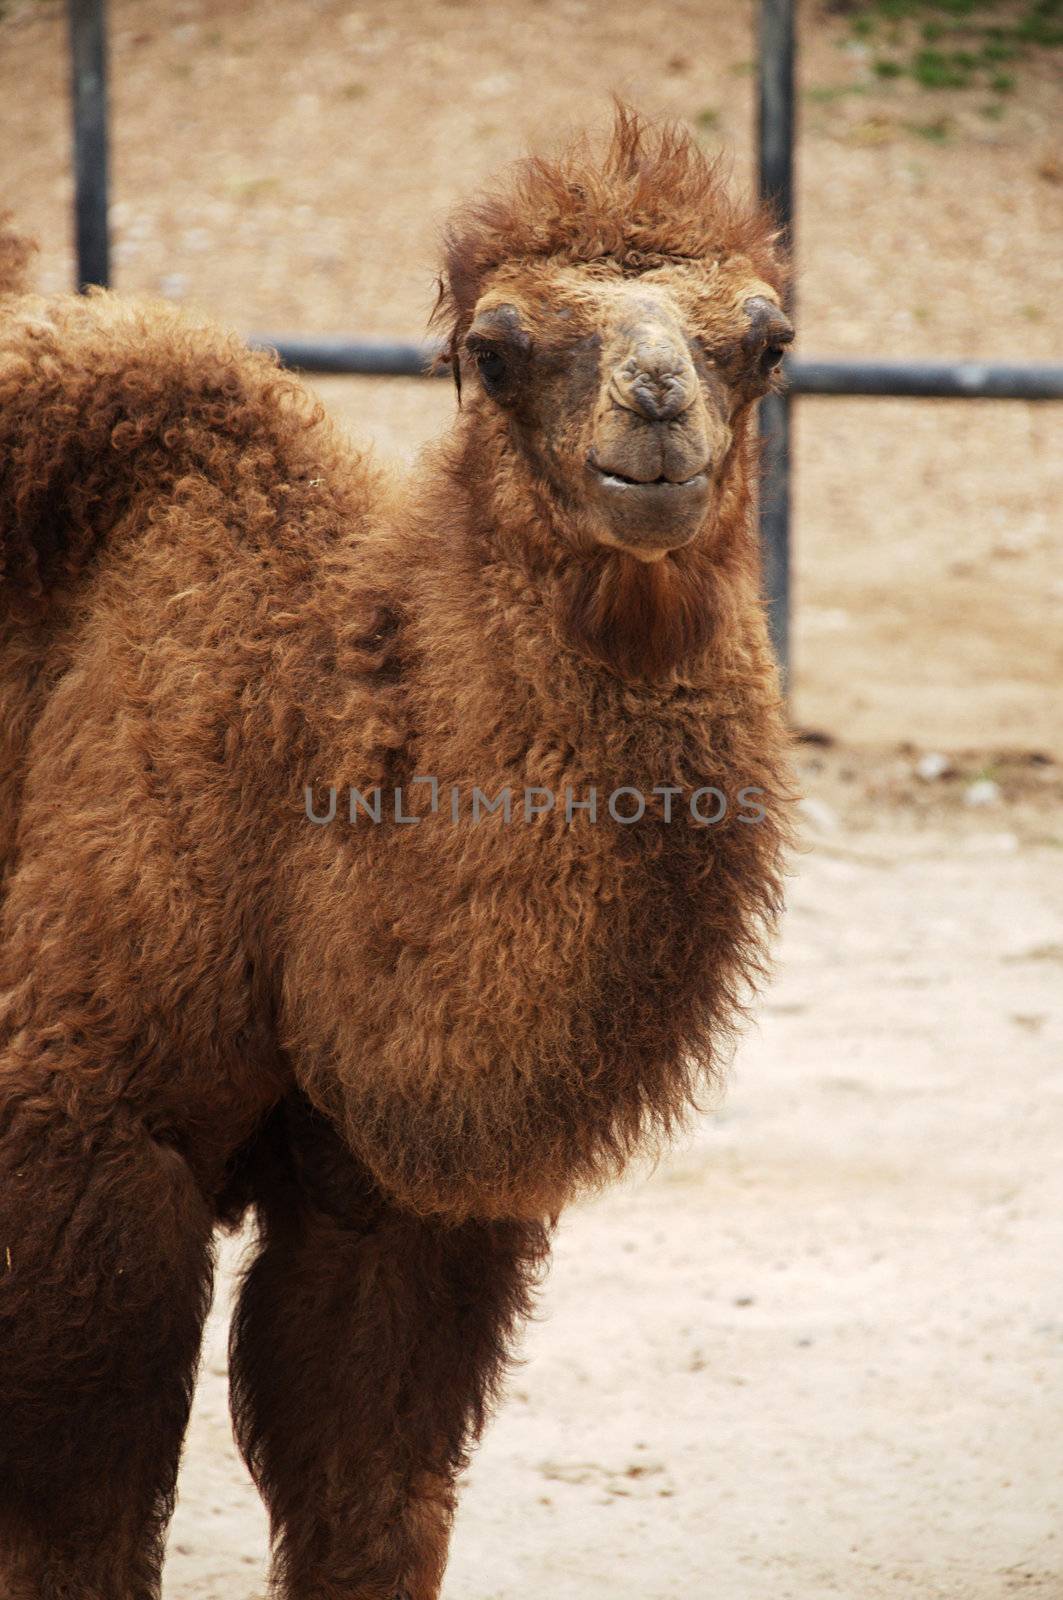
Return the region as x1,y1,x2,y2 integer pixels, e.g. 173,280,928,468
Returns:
0,110,793,1595
0,1071,215,1597
0,215,35,298
433,101,788,362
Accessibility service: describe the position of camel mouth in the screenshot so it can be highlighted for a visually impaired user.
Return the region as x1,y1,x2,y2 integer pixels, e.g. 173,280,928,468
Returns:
585,461,711,556
589,460,704,489
593,467,708,492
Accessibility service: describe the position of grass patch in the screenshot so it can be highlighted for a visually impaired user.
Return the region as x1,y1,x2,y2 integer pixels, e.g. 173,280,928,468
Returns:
913,47,974,85
812,0,1062,106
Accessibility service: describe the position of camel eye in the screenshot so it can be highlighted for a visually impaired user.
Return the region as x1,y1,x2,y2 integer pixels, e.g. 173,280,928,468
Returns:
741,295,794,389
476,347,508,394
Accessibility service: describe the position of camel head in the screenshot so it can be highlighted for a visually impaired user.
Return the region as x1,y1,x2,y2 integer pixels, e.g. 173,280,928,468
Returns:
461,266,792,562
435,108,792,571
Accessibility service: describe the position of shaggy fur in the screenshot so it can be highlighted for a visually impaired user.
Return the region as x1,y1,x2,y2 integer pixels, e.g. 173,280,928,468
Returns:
0,112,792,1597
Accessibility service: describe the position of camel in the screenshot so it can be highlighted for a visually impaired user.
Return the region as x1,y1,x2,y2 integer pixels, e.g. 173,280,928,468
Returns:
0,109,793,1598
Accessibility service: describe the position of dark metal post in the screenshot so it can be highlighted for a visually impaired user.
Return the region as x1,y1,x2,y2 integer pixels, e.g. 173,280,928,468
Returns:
67,0,110,291
758,391,792,684
757,0,796,685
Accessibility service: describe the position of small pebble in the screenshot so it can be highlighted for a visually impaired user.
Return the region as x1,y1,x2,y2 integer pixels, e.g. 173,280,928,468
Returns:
915,752,949,782
965,778,1002,807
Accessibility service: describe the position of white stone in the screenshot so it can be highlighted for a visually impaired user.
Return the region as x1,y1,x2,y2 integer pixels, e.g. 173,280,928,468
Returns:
964,779,1002,807
915,752,949,782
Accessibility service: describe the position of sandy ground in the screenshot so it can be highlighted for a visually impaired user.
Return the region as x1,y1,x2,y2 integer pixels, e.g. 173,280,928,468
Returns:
2,0,1062,1593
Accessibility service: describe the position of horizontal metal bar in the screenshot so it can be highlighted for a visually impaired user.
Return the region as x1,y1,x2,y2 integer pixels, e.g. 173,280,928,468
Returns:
787,359,1063,401
248,336,447,377
251,337,1063,401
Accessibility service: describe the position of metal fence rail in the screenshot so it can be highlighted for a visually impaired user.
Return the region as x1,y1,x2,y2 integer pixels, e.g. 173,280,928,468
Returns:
246,337,446,378
249,336,1063,403
66,0,1062,681
786,360,1063,402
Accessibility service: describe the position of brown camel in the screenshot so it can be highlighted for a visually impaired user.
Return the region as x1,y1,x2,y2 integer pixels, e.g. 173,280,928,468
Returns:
0,109,793,1598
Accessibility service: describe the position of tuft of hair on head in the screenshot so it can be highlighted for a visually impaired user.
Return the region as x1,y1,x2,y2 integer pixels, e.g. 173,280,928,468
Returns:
0,215,38,297
430,101,788,370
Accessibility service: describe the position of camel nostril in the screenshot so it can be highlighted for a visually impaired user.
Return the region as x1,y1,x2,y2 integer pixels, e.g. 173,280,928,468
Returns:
626,373,692,424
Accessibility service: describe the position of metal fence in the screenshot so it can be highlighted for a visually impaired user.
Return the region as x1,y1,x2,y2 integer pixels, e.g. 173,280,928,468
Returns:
67,0,1063,681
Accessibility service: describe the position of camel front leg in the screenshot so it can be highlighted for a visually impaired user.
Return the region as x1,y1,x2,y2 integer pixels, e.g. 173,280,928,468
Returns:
0,1059,216,1600
229,1093,550,1600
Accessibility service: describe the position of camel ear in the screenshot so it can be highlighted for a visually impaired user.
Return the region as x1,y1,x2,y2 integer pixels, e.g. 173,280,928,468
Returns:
741,295,794,385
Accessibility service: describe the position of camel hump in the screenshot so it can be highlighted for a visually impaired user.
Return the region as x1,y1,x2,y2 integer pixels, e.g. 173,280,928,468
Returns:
0,289,327,608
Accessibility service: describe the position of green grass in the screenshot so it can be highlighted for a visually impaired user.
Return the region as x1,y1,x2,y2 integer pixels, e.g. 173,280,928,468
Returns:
812,0,1062,108
913,47,973,86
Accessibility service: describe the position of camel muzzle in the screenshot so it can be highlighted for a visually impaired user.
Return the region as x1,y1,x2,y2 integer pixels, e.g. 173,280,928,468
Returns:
585,459,711,556
586,325,715,554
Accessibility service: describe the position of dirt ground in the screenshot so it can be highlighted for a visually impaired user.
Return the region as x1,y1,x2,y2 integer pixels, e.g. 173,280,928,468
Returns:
1,0,1061,1594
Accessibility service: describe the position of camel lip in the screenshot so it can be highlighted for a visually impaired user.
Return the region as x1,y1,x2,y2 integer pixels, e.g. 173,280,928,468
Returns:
585,460,710,556
589,464,709,493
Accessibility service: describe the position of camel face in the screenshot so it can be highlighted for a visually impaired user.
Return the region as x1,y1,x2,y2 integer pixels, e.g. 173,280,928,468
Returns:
462,259,792,561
